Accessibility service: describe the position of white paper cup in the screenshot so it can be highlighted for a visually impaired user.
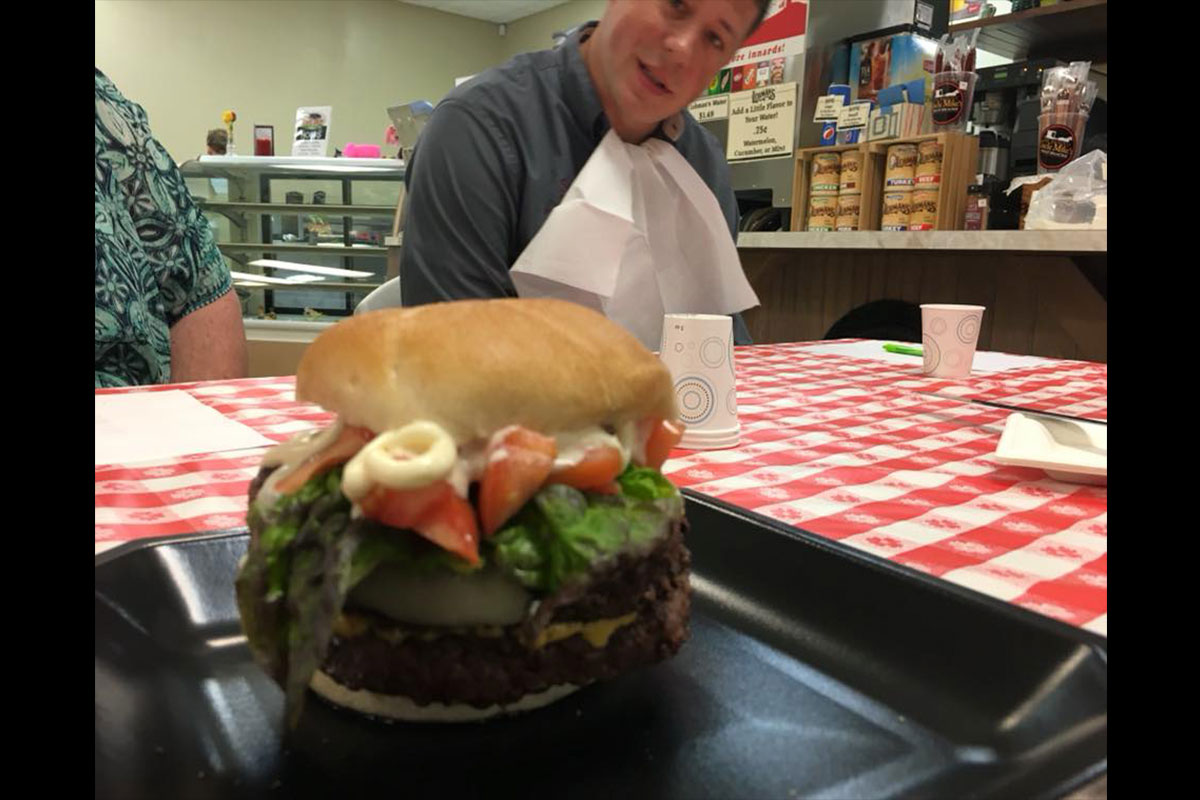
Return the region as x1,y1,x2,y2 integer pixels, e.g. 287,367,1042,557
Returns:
658,314,739,450
920,304,985,378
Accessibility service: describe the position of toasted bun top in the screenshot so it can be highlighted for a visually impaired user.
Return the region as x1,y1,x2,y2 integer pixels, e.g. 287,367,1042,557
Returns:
296,299,678,442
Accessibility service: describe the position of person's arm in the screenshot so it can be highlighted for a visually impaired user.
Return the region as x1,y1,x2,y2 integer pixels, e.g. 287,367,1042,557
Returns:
399,100,522,305
112,82,247,382
155,206,247,382
170,289,248,381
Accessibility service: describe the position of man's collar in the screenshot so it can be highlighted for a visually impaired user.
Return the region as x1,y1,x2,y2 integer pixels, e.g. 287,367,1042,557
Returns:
560,23,608,141
561,22,685,145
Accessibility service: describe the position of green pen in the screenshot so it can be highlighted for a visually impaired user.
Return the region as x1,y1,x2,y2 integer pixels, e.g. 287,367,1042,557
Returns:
883,343,923,357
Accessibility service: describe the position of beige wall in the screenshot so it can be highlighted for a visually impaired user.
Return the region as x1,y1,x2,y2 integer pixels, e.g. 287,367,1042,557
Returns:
94,0,618,164
95,0,506,164
500,0,607,60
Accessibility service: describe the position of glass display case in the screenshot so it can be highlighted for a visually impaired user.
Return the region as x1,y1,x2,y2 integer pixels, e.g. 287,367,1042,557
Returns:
180,155,405,325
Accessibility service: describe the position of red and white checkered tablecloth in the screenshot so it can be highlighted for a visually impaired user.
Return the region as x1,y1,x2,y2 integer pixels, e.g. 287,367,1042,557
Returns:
95,341,1107,636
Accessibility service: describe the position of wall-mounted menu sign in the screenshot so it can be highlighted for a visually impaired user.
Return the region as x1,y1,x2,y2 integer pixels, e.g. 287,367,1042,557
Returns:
726,82,798,162
688,95,730,122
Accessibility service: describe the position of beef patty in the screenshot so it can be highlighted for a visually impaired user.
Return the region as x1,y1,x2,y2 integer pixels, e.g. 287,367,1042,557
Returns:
323,522,690,708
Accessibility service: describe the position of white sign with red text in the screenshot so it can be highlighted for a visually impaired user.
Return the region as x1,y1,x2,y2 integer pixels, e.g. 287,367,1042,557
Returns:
725,0,807,70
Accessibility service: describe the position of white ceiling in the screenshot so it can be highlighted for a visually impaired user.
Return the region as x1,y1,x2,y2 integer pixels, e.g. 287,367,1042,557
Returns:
401,0,571,24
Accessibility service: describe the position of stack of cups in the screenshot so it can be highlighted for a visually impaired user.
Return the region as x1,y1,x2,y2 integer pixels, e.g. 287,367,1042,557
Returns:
882,143,916,231
658,314,740,450
807,153,840,232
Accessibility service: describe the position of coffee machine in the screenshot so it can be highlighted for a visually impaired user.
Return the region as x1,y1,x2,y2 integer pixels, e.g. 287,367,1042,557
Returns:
967,59,1063,228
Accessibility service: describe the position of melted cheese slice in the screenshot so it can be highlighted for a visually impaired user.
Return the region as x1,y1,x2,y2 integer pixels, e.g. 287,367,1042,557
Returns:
532,612,638,650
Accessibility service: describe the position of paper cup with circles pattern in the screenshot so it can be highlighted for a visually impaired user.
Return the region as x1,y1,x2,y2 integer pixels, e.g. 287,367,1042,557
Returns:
658,314,739,450
920,304,985,378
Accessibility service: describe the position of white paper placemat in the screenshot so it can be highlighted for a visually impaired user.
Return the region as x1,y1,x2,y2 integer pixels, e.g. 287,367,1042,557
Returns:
95,390,276,466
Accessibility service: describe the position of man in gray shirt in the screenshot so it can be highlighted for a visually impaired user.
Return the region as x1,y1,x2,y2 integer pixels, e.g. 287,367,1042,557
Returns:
398,0,769,343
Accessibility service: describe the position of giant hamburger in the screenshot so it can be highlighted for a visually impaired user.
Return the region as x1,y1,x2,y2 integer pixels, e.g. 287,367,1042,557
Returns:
235,298,689,725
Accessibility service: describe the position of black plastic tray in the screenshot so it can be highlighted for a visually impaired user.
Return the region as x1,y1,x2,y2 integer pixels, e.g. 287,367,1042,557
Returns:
95,492,1107,799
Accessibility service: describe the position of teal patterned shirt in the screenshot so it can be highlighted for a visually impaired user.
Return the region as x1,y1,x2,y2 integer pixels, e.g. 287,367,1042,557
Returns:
94,69,232,388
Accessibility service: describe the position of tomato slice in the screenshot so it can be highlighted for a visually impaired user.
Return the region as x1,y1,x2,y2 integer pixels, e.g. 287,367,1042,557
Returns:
360,482,480,564
479,427,557,536
415,493,481,564
274,425,375,495
549,446,623,491
640,419,685,471
359,481,453,530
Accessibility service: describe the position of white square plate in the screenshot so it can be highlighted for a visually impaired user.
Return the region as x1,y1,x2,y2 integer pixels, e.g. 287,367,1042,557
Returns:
994,412,1107,484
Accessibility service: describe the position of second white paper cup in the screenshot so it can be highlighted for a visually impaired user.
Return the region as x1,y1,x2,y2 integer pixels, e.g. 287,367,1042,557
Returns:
658,314,740,450
920,304,985,378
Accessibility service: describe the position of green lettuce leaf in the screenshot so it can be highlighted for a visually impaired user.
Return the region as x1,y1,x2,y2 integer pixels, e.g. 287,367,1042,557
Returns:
349,524,483,586
616,464,681,501
491,465,683,592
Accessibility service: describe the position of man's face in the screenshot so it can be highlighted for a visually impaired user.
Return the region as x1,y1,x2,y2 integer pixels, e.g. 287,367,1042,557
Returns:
591,0,760,130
